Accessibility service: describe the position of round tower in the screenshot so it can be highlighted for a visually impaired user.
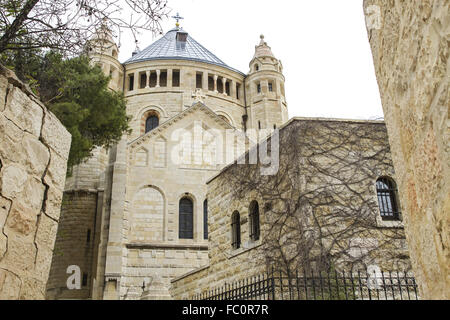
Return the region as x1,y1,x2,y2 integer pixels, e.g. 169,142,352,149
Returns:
86,25,124,91
246,35,288,132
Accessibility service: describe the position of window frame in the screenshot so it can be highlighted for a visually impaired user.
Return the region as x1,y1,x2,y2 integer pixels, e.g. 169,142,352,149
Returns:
376,177,401,221
145,115,159,133
249,201,260,242
231,211,241,250
203,199,208,240
179,197,194,239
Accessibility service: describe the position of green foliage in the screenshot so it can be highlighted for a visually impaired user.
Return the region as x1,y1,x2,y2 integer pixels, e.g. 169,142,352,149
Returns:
1,51,131,171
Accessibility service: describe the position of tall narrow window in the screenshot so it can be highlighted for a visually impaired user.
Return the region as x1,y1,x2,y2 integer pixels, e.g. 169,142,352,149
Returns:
129,74,134,91
160,71,168,87
140,73,147,89
82,273,88,287
196,72,203,89
145,115,159,133
249,201,260,241
208,75,214,91
257,83,261,94
268,82,273,92
231,211,241,250
172,70,180,87
179,198,194,239
86,229,91,243
376,177,400,220
203,200,208,240
236,83,241,100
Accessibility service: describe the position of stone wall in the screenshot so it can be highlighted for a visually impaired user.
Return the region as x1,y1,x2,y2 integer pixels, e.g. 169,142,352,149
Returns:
46,191,99,300
363,0,449,299
0,65,71,299
171,118,411,299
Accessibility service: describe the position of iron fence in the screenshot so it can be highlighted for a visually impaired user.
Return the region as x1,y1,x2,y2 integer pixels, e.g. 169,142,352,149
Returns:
193,268,419,300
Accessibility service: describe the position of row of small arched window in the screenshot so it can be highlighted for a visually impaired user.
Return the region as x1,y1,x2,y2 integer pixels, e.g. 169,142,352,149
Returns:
228,177,401,250
178,180,400,244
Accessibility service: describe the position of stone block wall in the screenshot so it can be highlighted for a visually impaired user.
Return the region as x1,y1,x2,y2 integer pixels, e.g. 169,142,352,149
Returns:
363,0,449,299
46,191,99,300
171,118,411,299
0,65,71,299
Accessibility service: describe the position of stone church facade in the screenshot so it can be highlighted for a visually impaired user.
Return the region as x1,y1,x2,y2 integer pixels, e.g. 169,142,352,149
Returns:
46,23,288,300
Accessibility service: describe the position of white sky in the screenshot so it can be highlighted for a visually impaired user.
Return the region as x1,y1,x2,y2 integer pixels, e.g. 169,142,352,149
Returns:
118,0,383,120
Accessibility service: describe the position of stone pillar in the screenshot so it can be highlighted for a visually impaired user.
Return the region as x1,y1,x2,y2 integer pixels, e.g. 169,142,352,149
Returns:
213,75,218,93
231,80,236,99
156,70,161,88
167,69,173,88
222,78,227,96
145,71,150,88
133,72,138,91
203,72,208,91
103,136,128,300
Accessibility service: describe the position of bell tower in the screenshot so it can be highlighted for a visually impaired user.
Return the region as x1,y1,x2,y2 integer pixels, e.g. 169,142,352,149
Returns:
246,35,288,132
86,24,124,92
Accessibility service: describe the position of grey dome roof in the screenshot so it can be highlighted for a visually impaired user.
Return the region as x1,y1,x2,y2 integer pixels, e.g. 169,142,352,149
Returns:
124,28,243,74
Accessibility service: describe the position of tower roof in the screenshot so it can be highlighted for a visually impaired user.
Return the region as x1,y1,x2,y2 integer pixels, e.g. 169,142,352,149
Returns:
253,35,275,59
124,28,243,74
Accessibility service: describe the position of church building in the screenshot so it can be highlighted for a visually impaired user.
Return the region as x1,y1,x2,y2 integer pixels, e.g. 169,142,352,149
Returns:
46,17,289,300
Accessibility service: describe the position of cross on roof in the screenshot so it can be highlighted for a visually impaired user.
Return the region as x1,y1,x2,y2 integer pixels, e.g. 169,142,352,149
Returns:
172,12,184,28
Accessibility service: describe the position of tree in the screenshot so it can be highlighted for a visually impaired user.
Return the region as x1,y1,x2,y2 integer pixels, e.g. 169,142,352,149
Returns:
31,51,130,170
227,120,411,277
0,0,170,54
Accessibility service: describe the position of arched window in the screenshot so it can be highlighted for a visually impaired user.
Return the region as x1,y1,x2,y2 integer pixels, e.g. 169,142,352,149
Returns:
376,177,400,220
255,64,260,72
231,211,241,250
203,200,208,240
179,198,194,239
145,115,159,133
249,201,260,241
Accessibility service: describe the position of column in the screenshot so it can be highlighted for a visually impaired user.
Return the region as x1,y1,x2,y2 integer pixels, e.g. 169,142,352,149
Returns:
146,71,150,88
167,69,173,87
133,72,139,91
203,72,208,91
156,69,161,88
213,75,218,93
231,80,236,99
222,78,227,96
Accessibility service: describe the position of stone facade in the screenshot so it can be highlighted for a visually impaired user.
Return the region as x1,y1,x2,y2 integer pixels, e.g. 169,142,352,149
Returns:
47,25,288,300
0,65,71,299
363,0,449,299
171,118,412,299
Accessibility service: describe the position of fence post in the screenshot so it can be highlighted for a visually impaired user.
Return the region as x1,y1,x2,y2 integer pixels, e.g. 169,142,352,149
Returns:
271,267,276,301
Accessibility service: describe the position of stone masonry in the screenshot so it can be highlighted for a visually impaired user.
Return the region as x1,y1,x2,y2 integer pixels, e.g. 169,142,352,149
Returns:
363,0,449,299
0,64,71,299
171,118,412,299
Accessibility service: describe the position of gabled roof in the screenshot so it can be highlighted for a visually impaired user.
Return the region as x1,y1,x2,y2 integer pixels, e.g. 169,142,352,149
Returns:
124,28,244,75
128,102,238,149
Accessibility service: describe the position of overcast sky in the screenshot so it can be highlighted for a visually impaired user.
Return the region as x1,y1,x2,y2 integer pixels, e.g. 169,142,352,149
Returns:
118,0,383,120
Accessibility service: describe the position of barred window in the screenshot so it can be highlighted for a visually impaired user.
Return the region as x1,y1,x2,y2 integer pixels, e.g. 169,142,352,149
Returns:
231,211,241,250
179,198,194,239
203,199,208,240
145,115,159,133
376,177,401,221
249,201,260,241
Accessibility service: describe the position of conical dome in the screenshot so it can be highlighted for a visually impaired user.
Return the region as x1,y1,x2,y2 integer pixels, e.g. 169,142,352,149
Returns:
253,35,275,59
124,28,242,74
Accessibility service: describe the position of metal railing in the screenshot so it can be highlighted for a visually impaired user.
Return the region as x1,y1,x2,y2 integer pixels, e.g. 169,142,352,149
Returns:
193,268,419,300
